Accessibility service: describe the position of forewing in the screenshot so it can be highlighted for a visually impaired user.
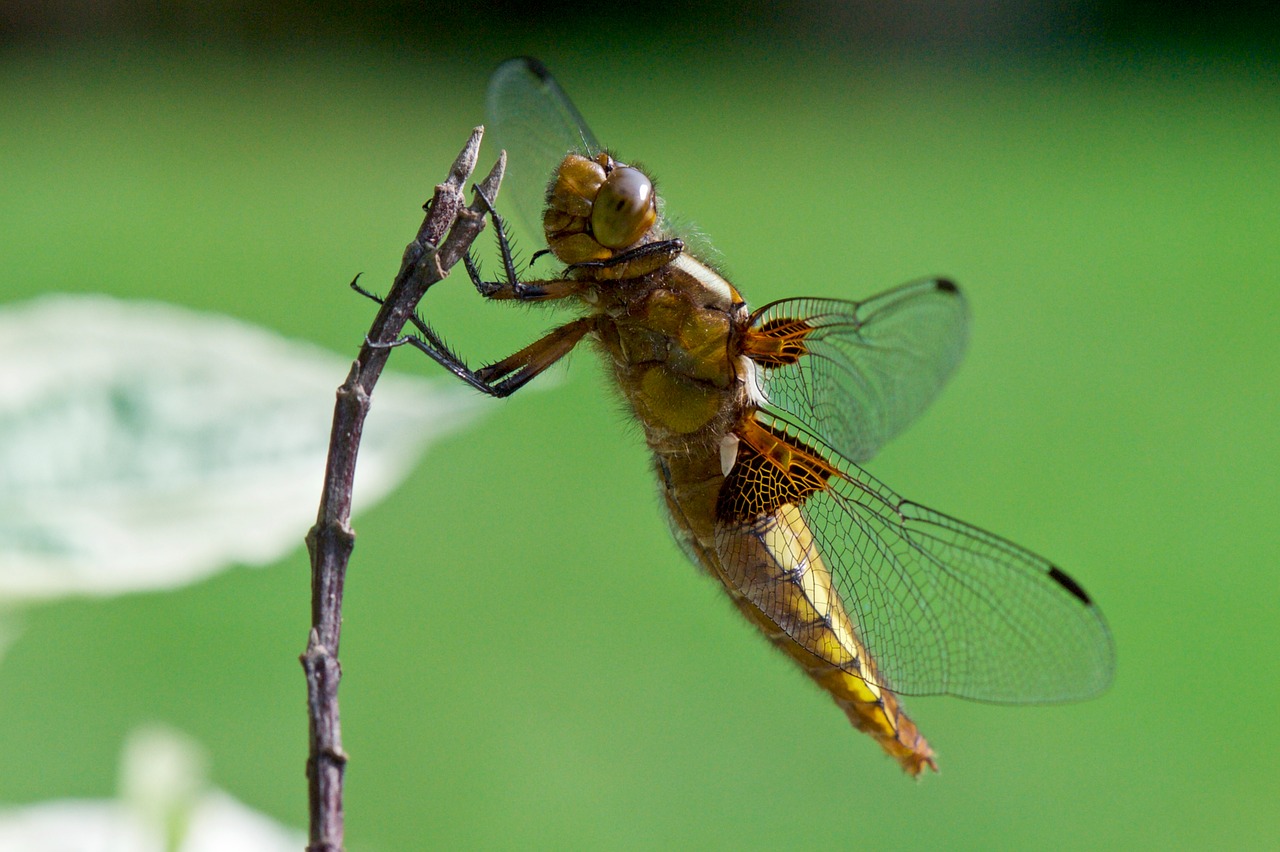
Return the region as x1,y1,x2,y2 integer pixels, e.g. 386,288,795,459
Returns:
746,279,968,463
715,416,1114,702
487,58,602,242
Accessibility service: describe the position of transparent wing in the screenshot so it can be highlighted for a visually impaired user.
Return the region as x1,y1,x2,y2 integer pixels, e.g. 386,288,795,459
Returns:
748,279,968,463
486,58,602,242
716,416,1115,702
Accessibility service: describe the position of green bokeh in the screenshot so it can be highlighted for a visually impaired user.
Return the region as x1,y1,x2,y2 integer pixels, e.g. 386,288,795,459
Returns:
1,42,1276,850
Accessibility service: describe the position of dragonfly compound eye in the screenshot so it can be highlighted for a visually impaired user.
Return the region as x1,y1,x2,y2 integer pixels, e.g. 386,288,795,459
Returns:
591,166,656,249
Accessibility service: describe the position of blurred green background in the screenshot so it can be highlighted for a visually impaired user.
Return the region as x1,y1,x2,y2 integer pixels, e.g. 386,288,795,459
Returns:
2,2,1277,849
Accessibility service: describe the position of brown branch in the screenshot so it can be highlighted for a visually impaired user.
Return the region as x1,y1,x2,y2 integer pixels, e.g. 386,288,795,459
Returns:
301,127,504,852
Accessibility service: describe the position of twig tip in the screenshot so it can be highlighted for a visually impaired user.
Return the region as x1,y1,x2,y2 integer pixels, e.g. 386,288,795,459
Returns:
477,152,506,204
448,127,485,187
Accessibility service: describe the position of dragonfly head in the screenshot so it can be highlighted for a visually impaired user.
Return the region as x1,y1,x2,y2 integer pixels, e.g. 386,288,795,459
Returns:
542,152,665,279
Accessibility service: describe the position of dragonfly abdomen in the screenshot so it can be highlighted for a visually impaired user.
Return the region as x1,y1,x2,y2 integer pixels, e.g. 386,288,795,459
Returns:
653,428,938,775
713,500,938,775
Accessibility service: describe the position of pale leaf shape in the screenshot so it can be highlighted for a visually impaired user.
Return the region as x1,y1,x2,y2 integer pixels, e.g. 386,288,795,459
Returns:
0,725,303,852
0,294,484,601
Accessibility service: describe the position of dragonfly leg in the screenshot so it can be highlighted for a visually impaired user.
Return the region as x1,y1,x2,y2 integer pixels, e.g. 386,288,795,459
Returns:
353,278,591,398
563,238,684,274
473,316,594,390
462,184,572,302
353,278,504,395
462,252,586,302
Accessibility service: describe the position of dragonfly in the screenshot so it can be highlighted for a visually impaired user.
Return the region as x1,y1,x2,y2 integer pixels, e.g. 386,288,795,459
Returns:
371,57,1114,775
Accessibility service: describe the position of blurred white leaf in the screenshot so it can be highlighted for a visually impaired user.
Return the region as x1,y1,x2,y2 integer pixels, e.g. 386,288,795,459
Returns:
0,801,154,852
0,294,484,601
119,726,207,843
0,724,304,852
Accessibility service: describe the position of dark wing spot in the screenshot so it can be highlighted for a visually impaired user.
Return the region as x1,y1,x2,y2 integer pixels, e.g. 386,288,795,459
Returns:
1048,565,1093,605
936,278,959,294
521,56,553,81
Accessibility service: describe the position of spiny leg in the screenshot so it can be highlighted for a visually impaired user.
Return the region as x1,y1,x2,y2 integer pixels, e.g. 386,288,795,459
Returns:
464,184,550,300
563,238,684,275
351,277,454,360
351,277,502,395
463,186,607,302
351,277,591,398
472,317,594,391
389,317,592,398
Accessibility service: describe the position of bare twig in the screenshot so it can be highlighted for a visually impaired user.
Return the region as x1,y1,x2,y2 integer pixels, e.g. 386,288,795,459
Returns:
302,127,504,852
